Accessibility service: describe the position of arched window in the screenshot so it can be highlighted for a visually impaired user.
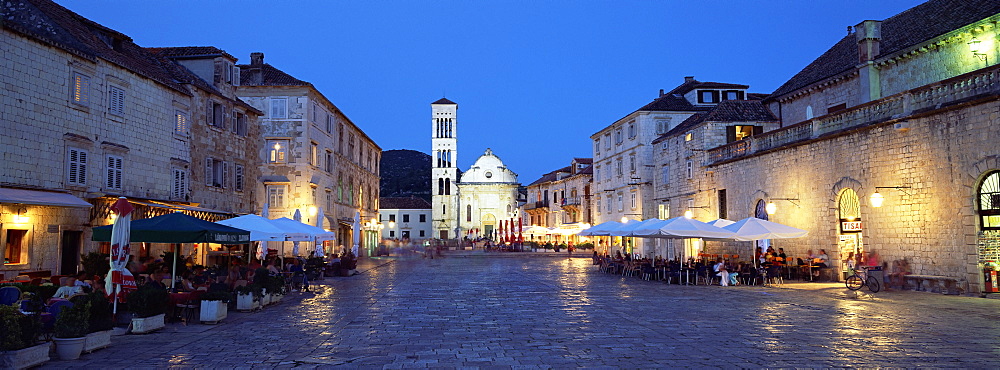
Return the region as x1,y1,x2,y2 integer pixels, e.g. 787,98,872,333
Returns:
838,189,860,221
445,178,451,195
438,178,444,195
754,199,768,220
979,171,1000,230
467,205,472,222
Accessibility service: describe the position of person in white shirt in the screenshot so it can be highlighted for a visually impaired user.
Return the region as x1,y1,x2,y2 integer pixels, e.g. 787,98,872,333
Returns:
53,277,82,299
714,258,731,286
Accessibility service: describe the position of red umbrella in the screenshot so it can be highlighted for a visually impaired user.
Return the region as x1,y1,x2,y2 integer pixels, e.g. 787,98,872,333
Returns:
106,197,137,313
518,217,524,243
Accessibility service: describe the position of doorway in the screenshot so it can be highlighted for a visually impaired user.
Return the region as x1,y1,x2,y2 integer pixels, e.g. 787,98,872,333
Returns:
60,230,82,275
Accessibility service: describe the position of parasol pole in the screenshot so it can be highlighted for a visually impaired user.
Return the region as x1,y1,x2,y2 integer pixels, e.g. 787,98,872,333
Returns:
171,244,177,291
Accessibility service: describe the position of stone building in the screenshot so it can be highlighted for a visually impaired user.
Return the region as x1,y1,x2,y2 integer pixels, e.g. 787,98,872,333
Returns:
456,149,521,241
429,98,521,241
649,98,777,260
523,158,593,244
378,196,433,242
703,0,1000,292
237,53,381,256
0,0,253,275
590,77,751,256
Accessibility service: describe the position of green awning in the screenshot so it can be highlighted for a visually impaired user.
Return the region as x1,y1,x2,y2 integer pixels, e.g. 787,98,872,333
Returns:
93,212,249,244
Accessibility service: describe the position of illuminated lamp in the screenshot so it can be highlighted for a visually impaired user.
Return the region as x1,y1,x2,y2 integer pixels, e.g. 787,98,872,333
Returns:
765,202,777,215
870,191,885,208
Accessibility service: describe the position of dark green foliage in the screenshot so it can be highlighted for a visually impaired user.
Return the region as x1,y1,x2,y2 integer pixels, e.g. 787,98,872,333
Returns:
127,285,169,318
199,290,232,303
70,292,114,333
234,284,263,298
80,252,111,277
0,305,25,350
379,149,431,201
54,301,90,338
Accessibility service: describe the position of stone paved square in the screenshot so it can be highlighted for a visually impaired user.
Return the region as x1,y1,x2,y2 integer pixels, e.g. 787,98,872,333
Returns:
42,255,1000,368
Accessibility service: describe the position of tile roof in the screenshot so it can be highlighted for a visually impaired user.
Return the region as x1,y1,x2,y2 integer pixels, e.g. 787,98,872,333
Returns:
379,196,432,210
1,0,190,95
148,49,260,113
627,78,749,118
573,158,593,164
146,46,236,61
432,97,457,105
236,63,309,86
770,0,1000,99
652,100,777,143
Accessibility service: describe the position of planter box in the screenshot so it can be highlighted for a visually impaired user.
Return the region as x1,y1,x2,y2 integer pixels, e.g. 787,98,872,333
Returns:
236,293,260,312
0,342,50,370
199,300,228,324
83,330,112,353
131,313,165,334
272,294,283,303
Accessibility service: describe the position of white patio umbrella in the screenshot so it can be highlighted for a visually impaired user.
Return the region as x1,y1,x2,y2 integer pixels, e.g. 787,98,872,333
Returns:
352,211,361,256
723,217,808,241
292,209,303,256
314,207,326,257
106,197,137,316
217,214,289,242
258,203,270,261
579,220,624,236
707,219,737,228
609,218,662,237
271,217,334,242
631,217,735,239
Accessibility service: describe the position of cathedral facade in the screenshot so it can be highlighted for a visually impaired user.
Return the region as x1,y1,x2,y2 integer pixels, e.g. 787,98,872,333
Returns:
430,98,520,240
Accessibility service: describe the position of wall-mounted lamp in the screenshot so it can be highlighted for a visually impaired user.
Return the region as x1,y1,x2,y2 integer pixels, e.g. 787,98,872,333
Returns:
388,221,396,229
620,216,629,223
12,207,29,223
307,206,317,216
765,198,800,215
870,186,911,208
969,37,988,61
683,210,694,219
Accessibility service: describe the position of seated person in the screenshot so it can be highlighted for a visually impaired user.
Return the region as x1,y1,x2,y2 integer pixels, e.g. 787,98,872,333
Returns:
888,259,910,290
73,272,93,293
812,249,829,278
53,277,82,299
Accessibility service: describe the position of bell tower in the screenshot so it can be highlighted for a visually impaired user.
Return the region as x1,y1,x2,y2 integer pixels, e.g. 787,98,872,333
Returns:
431,98,459,239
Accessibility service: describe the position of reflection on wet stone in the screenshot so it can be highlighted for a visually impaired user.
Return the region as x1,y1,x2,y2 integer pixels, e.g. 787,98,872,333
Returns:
38,256,1000,368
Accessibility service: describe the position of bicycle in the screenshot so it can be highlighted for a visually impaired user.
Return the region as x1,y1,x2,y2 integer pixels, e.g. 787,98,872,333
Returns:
845,266,880,293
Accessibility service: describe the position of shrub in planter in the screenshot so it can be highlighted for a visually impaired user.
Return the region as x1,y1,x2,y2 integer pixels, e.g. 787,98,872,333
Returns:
234,283,263,299
54,302,90,339
70,293,114,333
127,285,169,318
198,290,232,303
0,305,47,368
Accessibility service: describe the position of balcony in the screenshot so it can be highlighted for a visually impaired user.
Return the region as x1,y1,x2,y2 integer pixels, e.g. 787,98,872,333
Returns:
708,64,1000,164
562,197,582,206
524,200,549,210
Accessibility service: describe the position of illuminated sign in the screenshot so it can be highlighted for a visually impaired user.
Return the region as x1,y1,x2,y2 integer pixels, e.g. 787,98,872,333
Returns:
841,221,863,232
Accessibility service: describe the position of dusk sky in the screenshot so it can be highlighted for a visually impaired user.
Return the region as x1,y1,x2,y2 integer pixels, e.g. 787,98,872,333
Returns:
57,0,923,183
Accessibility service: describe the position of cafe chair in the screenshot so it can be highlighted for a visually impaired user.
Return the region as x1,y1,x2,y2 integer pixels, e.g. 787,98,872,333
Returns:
764,265,783,287
0,286,22,306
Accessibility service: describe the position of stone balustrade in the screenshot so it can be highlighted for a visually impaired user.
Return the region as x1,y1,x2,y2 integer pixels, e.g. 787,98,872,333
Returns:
708,64,1000,164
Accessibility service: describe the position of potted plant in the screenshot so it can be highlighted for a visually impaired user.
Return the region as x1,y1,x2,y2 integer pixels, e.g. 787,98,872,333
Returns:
265,275,285,303
234,284,262,312
79,252,110,278
198,290,230,324
52,302,90,360
71,293,113,353
0,305,48,369
127,286,168,334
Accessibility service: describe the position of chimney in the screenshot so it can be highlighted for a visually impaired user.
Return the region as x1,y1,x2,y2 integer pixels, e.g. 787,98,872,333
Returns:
684,76,695,83
854,20,881,63
250,52,264,66
659,89,665,97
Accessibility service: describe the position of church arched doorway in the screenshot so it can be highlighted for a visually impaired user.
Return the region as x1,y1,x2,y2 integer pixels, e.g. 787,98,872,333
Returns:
482,213,496,240
837,188,863,280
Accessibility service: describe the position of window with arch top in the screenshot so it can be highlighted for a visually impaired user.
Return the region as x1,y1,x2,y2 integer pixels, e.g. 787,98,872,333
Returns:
979,171,1000,230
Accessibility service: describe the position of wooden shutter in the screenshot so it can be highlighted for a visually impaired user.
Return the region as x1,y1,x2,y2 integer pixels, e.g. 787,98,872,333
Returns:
205,157,213,186
726,126,737,143
753,125,764,136
222,161,229,188
232,66,240,86
235,165,244,191
207,100,214,126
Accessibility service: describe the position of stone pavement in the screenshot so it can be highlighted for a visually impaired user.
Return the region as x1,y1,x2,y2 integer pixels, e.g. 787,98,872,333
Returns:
42,255,1000,368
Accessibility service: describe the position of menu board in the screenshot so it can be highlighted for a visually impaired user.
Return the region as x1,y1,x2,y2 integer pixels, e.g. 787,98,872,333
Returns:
977,230,1000,265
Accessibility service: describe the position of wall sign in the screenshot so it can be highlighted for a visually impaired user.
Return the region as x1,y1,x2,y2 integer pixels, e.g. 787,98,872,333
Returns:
840,220,863,233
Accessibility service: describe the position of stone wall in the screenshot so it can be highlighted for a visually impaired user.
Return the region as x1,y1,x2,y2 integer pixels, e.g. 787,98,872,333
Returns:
709,98,1000,290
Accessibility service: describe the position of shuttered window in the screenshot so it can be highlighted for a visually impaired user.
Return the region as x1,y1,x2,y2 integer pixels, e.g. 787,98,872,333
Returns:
106,155,123,190
72,72,90,106
172,169,187,200
67,148,88,186
270,98,287,118
235,165,244,191
108,86,125,115
175,111,188,136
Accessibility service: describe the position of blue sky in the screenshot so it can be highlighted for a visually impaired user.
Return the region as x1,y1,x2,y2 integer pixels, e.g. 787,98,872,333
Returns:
57,0,923,183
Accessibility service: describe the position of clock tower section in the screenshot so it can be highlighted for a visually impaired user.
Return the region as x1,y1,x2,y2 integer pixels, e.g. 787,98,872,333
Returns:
431,98,459,239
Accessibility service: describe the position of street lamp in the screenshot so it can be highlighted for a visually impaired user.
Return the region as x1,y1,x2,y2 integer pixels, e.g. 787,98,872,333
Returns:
870,186,911,208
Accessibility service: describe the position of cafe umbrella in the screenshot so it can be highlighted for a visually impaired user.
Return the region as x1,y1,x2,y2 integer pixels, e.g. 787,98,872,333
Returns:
106,197,137,317
292,209,303,256
314,207,326,257
93,212,251,290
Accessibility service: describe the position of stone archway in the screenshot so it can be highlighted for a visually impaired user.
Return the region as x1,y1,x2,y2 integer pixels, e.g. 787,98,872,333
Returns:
482,213,496,240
